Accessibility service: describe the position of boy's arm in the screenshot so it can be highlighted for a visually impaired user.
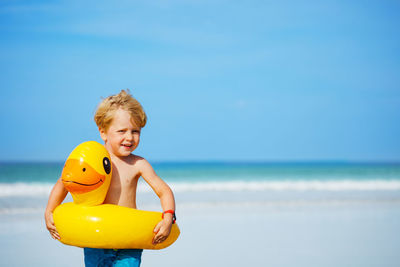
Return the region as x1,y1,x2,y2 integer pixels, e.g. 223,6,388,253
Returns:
44,178,68,240
138,158,176,245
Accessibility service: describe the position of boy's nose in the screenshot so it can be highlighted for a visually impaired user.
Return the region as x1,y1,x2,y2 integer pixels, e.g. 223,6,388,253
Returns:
125,133,133,140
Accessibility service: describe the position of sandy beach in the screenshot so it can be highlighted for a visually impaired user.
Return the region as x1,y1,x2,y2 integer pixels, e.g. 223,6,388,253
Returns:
1,193,400,267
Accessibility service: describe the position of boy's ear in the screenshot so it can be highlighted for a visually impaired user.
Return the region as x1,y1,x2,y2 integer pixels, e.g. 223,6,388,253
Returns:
99,128,107,142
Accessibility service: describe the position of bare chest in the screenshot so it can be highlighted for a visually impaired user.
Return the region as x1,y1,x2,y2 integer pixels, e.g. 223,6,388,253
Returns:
110,165,140,190
104,162,141,207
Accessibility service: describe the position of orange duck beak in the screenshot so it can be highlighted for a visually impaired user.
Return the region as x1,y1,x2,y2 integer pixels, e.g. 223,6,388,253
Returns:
61,159,105,194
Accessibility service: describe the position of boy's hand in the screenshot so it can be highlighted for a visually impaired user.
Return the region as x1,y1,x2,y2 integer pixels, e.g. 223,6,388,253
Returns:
45,210,60,240
152,217,173,244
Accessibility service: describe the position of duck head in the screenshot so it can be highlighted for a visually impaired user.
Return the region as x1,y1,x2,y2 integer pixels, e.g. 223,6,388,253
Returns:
61,141,112,206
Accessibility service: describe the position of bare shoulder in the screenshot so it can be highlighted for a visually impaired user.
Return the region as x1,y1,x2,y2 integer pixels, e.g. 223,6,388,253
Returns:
130,155,154,173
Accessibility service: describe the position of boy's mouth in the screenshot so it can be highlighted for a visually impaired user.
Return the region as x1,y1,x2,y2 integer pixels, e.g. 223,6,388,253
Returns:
122,144,132,148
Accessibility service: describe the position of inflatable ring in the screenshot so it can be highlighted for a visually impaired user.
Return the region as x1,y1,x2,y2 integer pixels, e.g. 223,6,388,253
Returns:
53,141,180,249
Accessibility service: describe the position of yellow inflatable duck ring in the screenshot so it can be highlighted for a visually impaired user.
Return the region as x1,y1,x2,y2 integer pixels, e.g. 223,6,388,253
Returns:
53,141,180,249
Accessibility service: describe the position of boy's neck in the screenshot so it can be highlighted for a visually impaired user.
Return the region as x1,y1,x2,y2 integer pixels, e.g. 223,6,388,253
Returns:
110,153,135,163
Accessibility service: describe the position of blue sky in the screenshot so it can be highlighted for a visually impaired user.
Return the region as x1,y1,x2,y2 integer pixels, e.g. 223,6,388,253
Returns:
0,0,399,162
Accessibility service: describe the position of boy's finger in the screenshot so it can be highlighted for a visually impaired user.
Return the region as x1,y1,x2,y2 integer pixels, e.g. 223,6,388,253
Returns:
47,224,57,232
152,235,158,244
51,230,60,240
153,222,161,233
153,236,161,244
155,234,166,244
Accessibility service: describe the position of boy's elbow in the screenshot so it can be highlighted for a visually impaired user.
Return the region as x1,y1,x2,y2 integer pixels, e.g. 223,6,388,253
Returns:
158,184,173,198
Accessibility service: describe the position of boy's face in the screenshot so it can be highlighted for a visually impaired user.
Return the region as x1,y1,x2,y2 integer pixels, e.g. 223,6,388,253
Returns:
100,108,141,158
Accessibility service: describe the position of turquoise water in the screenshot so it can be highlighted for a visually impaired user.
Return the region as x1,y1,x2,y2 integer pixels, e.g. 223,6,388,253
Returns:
153,162,400,181
1,161,400,183
1,161,400,214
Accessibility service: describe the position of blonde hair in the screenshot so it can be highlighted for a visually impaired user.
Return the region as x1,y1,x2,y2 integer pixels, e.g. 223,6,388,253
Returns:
94,89,147,131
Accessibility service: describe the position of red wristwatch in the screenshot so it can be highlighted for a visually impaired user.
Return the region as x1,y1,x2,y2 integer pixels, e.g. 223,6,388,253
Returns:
162,210,176,224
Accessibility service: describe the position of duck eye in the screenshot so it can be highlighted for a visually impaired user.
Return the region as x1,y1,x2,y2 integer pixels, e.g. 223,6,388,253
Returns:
82,168,86,172
103,157,111,174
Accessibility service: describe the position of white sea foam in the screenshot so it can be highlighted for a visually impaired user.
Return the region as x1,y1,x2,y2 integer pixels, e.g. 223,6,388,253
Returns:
0,183,54,197
167,180,400,192
1,180,399,198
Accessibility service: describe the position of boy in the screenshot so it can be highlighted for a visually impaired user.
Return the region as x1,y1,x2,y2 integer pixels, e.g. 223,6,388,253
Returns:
45,90,176,266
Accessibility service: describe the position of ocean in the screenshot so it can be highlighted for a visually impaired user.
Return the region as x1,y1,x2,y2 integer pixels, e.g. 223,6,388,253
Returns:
1,161,400,214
